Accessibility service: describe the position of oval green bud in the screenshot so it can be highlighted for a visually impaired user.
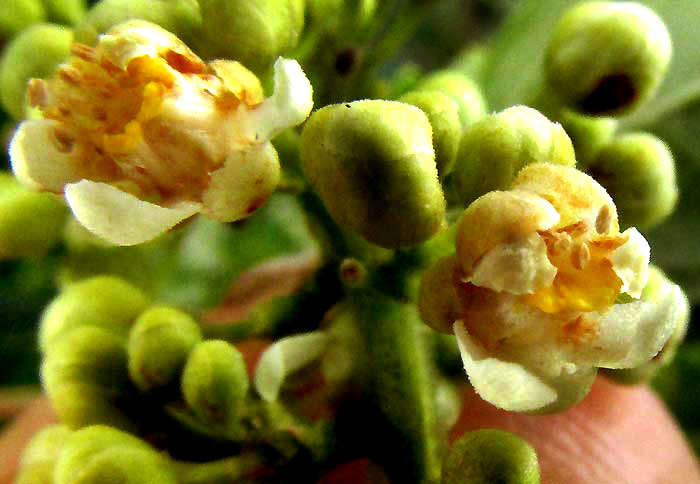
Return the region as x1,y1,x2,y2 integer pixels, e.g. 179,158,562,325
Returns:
418,255,462,334
545,2,672,116
127,305,202,392
416,70,487,128
181,340,249,428
586,132,677,229
399,90,462,178
301,100,446,248
198,0,303,74
559,110,617,169
0,23,72,119
0,172,67,259
454,105,576,205
54,425,176,484
15,425,71,484
0,0,46,41
41,0,87,25
39,275,150,352
442,429,540,484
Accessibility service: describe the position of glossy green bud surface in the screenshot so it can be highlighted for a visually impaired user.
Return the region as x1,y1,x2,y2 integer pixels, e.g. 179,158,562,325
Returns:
417,70,487,128
301,100,446,248
41,0,86,25
545,1,672,116
454,105,576,205
0,0,46,41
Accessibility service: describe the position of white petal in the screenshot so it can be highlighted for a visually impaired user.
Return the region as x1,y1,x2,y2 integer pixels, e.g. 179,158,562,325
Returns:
201,143,280,222
454,320,557,412
97,20,186,69
65,180,200,246
469,233,557,294
254,331,329,402
239,58,313,142
611,227,650,298
9,120,84,192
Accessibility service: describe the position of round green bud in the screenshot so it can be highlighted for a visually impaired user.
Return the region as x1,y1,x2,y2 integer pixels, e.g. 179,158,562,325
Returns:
399,90,462,178
0,172,67,259
54,425,176,484
39,275,149,353
545,2,672,116
418,255,462,334
300,100,446,248
127,305,202,392
0,0,46,41
198,0,304,74
586,132,677,229
442,429,540,484
15,425,71,484
416,70,487,128
181,340,249,428
0,23,72,119
41,0,87,25
454,105,576,205
559,110,617,168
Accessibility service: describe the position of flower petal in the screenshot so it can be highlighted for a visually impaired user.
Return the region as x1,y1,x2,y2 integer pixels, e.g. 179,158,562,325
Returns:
454,320,557,412
64,180,200,246
611,227,650,298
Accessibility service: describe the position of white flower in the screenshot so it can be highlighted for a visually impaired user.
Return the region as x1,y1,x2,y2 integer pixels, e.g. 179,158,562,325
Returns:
9,20,313,246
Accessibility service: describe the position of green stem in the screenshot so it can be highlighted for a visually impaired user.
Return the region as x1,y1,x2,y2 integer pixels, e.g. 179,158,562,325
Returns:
173,453,265,484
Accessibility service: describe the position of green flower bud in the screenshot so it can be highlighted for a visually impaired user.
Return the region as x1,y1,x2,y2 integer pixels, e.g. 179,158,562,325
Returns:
586,132,677,229
181,340,249,428
0,23,72,119
0,0,46,41
127,305,202,392
308,0,376,35
399,90,462,178
559,110,617,168
54,425,176,484
416,70,487,128
545,2,672,116
301,100,446,248
39,275,150,352
418,255,461,334
442,429,540,484
0,172,67,259
454,105,576,205
41,0,87,25
15,425,71,484
198,0,304,74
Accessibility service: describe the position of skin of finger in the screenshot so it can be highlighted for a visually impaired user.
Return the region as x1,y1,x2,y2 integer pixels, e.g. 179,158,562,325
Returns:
0,397,56,484
450,376,700,484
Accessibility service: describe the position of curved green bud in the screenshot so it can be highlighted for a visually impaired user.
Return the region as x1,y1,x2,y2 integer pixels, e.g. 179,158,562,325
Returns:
454,105,576,205
198,0,304,75
442,429,540,484
41,0,86,25
416,70,487,128
308,0,376,35
15,425,71,484
181,340,249,428
545,2,672,116
586,132,677,229
39,275,149,352
54,425,176,484
0,0,46,41
301,100,446,248
559,110,617,168
0,23,72,119
74,0,201,46
418,255,461,334
127,305,202,392
0,172,67,259
399,90,462,178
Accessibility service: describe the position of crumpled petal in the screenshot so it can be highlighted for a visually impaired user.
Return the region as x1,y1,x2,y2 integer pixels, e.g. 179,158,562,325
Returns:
64,180,200,246
611,227,650,298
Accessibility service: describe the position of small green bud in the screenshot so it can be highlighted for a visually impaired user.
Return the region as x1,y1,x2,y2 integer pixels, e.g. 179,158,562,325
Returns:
416,70,487,128
127,305,202,392
0,23,72,119
399,90,462,178
301,100,446,248
39,276,149,352
54,425,177,484
198,0,304,74
545,2,672,116
181,340,249,428
0,172,67,259
454,105,576,205
15,425,71,484
559,110,617,168
41,0,87,25
0,0,46,41
442,429,540,484
308,0,376,35
418,255,461,334
586,132,677,229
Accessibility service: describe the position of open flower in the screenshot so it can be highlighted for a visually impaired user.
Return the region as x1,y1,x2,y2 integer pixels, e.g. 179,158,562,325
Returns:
421,163,678,412
9,20,313,246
